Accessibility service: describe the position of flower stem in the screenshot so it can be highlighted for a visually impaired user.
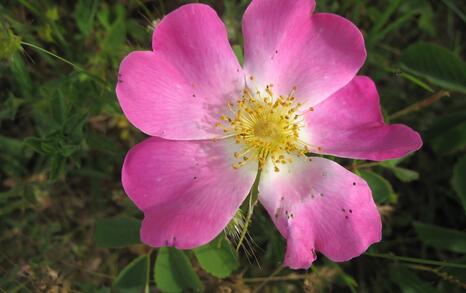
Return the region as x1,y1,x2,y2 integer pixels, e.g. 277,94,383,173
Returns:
365,252,466,269
20,41,111,89
389,90,450,120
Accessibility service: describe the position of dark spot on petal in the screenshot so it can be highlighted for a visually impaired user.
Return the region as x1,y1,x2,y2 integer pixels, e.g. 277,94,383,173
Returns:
281,196,284,201
192,94,196,98
236,68,240,72
275,50,278,54
349,209,352,213
320,193,324,197
193,176,197,180
345,215,349,219
341,208,345,212
352,182,356,186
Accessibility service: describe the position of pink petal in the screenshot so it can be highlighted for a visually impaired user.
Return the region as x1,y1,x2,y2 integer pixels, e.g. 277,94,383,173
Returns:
304,76,422,161
259,157,381,269
242,0,366,106
122,137,256,249
116,4,243,140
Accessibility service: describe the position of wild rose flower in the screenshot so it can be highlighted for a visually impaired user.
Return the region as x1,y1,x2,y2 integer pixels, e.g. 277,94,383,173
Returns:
116,0,422,269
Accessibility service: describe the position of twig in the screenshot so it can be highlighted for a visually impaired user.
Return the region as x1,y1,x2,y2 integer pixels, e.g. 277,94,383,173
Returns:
408,264,466,289
389,90,450,120
245,273,306,283
351,161,381,170
253,265,285,292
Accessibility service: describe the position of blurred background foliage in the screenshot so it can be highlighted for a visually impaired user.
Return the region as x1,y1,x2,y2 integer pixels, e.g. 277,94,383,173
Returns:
0,0,465,292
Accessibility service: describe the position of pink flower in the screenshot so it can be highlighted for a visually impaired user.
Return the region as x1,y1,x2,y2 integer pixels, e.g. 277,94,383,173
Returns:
116,0,422,269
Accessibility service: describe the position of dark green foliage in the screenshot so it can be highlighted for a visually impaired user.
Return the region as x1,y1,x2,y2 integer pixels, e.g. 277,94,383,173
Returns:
95,217,141,248
1,0,465,292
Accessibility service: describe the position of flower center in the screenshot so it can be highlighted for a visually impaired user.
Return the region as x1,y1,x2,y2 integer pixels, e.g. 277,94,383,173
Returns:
216,84,309,172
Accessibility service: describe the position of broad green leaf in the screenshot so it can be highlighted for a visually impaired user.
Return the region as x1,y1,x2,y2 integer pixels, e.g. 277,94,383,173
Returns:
155,247,203,293
194,236,239,278
413,222,466,253
452,156,466,214
94,217,140,248
358,170,395,203
390,265,437,293
400,43,466,93
113,255,149,292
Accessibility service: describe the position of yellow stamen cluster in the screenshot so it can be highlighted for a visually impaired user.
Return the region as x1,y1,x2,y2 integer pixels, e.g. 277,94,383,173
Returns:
216,84,309,172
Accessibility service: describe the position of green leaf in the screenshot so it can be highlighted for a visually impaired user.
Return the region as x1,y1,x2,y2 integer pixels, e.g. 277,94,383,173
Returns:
431,121,466,154
413,222,466,253
0,95,25,123
94,217,140,248
440,0,466,23
155,247,203,293
63,112,88,139
102,19,126,54
452,156,466,214
194,236,239,278
0,24,22,60
358,170,395,203
391,167,420,182
74,0,100,36
380,161,420,182
400,42,466,94
390,265,437,293
232,44,243,65
10,53,32,97
113,255,149,292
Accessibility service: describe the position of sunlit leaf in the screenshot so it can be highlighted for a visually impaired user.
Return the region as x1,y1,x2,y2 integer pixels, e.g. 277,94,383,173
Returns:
194,236,239,278
155,247,203,293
